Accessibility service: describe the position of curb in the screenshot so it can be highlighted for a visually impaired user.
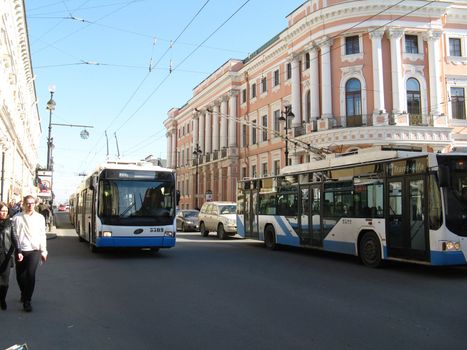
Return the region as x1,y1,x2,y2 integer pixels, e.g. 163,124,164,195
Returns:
46,233,57,240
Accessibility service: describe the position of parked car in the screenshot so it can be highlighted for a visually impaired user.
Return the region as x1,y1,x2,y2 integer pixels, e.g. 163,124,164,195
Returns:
58,204,67,212
198,201,237,239
176,209,199,232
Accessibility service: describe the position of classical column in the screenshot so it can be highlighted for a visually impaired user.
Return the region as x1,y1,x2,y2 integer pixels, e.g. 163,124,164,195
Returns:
425,30,443,117
199,109,205,154
166,131,172,169
319,38,333,118
192,110,199,150
388,28,404,115
212,103,220,152
290,54,302,127
370,29,386,114
220,96,228,149
228,90,238,147
204,108,212,154
308,45,320,120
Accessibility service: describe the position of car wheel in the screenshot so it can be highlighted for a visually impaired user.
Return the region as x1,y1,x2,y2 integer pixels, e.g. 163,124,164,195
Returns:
359,232,382,267
217,223,226,240
200,222,208,237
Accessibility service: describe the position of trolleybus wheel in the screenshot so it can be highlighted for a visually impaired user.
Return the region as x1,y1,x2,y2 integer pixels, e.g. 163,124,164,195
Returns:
359,232,382,267
90,243,100,253
264,226,277,250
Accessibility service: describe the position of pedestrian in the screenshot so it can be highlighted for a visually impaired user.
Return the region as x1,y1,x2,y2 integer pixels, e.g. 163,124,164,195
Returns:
12,195,47,312
0,201,22,310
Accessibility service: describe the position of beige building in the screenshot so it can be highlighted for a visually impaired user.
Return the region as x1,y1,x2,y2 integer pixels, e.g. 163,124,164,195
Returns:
164,0,467,209
0,0,41,203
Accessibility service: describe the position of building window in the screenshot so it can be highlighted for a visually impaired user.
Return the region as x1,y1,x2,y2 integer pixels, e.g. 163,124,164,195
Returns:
262,115,268,141
273,109,280,134
251,83,256,99
449,38,462,57
345,35,360,55
406,78,422,125
286,63,292,80
405,34,419,54
273,69,280,86
305,90,311,122
242,88,247,103
304,52,310,69
451,87,466,120
345,78,362,127
251,165,257,178
251,120,257,145
261,77,267,93
241,166,247,179
242,124,248,147
262,163,268,177
273,160,280,175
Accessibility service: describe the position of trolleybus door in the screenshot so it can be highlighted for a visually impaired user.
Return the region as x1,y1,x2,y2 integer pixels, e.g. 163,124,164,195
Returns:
387,176,429,261
299,185,323,247
243,188,259,239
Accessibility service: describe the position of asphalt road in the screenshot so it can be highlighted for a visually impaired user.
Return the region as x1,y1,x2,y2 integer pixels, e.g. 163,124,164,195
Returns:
1,212,467,350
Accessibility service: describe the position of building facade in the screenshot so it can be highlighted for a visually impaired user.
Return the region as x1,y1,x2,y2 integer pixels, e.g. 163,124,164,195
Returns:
0,0,41,203
164,0,467,210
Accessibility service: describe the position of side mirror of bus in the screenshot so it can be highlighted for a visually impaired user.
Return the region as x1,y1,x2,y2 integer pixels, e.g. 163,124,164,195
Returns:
438,165,450,187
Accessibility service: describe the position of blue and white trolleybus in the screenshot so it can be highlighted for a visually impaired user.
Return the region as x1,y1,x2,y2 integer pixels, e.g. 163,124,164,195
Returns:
237,148,467,267
71,160,178,252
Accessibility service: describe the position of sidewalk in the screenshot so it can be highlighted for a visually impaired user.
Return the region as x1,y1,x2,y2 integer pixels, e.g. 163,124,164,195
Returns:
46,226,76,240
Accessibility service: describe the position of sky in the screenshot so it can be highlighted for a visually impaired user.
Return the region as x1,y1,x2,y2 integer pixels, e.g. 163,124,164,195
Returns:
25,0,305,204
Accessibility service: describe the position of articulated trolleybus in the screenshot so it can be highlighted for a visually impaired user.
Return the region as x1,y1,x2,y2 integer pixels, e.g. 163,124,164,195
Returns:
70,160,177,252
237,148,467,267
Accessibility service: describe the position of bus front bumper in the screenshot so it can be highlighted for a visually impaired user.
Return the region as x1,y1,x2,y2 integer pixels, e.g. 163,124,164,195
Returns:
95,236,176,248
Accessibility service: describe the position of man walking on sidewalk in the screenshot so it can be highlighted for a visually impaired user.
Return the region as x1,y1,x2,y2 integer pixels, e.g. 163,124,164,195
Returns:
13,195,48,312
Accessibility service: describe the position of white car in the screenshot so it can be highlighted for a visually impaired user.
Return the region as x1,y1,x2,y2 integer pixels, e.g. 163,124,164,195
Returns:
198,201,237,240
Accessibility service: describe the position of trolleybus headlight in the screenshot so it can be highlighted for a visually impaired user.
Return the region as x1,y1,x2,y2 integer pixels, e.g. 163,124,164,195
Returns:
164,230,175,238
100,231,112,237
442,241,461,251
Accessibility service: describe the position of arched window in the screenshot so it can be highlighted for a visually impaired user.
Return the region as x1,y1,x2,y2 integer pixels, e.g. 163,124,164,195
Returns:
406,78,421,125
345,78,362,126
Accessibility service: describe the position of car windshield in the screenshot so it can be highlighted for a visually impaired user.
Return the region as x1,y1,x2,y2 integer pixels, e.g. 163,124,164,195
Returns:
438,155,467,237
219,205,236,214
184,210,199,218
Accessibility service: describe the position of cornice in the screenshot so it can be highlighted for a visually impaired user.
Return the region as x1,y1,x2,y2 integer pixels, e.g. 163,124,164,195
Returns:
282,1,451,47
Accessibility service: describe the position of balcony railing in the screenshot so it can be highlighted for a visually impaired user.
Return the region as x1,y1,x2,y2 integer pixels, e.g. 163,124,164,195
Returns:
346,115,363,127
409,114,422,126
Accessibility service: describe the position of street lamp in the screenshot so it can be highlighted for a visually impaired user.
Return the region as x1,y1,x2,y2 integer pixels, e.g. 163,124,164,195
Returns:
193,143,202,209
278,105,295,166
46,85,56,171
45,85,94,172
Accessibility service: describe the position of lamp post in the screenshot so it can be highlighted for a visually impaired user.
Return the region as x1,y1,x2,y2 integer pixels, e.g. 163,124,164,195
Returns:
278,105,295,166
46,85,56,171
193,143,202,209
